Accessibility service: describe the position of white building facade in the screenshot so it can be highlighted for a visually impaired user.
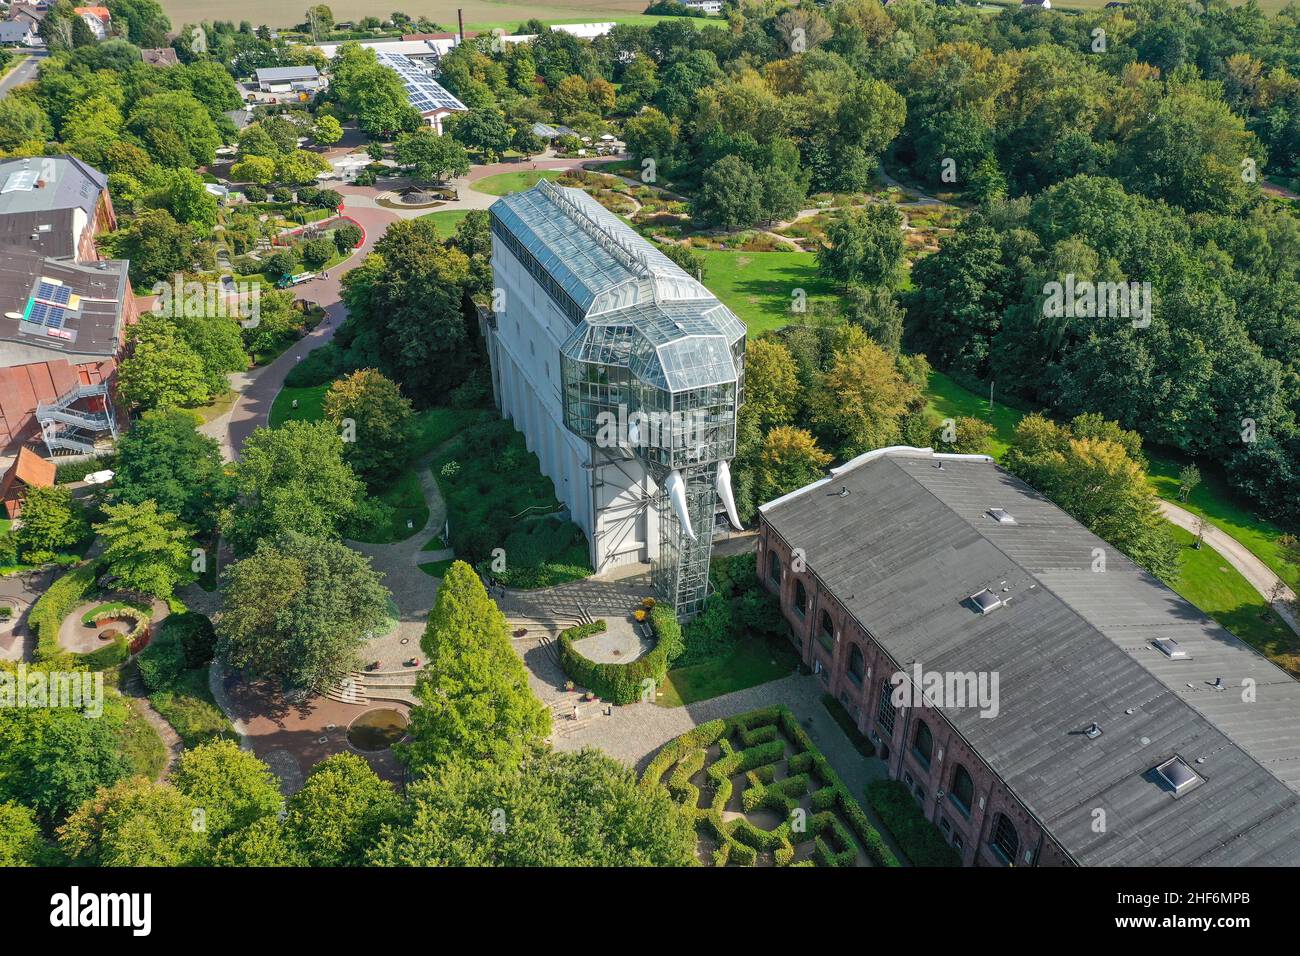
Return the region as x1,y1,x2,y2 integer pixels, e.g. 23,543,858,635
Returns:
487,182,745,617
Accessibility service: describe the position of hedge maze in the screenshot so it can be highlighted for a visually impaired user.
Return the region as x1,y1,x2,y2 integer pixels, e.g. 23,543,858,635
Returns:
641,705,900,867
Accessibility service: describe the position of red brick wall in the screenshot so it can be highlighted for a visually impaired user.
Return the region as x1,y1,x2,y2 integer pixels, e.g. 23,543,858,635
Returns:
757,517,1072,868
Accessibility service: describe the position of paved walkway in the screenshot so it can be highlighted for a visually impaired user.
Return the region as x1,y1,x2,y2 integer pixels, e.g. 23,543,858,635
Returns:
121,666,183,780
1159,500,1299,636
348,450,449,665
0,568,53,662
199,200,400,462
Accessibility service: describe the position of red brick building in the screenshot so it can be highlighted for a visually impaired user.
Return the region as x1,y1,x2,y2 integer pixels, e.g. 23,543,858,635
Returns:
757,446,1300,867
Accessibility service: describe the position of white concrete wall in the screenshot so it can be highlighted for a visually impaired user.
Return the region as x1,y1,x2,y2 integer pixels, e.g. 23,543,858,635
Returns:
491,233,656,572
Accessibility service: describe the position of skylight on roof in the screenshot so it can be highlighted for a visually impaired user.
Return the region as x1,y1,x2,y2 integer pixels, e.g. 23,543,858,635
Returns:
987,507,1016,525
1155,756,1202,794
1152,638,1188,659
969,588,1004,614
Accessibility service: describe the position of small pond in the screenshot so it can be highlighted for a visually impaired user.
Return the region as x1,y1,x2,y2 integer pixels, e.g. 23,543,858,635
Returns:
347,708,409,751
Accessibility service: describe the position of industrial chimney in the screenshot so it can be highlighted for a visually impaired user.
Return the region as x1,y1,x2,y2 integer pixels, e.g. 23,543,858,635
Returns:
457,8,464,41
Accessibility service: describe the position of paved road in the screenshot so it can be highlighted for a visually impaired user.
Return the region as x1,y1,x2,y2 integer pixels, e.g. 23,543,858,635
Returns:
0,51,44,98
199,200,399,461
1159,499,1299,636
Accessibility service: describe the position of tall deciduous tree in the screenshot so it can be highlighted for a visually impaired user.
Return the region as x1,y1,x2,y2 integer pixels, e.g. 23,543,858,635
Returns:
323,368,414,486
225,421,364,551
215,532,389,691
94,501,194,598
284,753,400,866
111,409,230,537
400,561,550,776
368,749,697,866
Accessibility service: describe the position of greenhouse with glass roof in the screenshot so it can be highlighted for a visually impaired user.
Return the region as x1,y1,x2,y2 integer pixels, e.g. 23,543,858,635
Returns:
486,180,745,617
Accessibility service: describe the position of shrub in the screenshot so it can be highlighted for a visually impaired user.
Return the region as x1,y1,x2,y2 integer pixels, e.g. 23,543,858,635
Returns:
558,607,683,705
242,184,267,202
300,236,336,269
334,222,363,252
164,612,217,668
284,343,344,388
865,780,960,867
137,636,187,692
30,563,99,664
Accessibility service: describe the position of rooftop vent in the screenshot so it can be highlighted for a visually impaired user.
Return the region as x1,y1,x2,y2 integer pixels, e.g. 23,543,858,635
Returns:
968,588,1004,615
1152,638,1187,659
1155,756,1202,794
1084,721,1102,739
987,507,1016,525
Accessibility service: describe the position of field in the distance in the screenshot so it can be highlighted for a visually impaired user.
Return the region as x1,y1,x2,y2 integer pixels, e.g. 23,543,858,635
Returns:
159,0,665,30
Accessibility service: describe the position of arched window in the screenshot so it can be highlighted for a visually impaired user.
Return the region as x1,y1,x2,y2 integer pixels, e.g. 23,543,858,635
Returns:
950,765,974,817
794,580,808,618
820,609,834,640
768,551,781,585
847,644,866,686
991,813,1020,865
912,719,934,769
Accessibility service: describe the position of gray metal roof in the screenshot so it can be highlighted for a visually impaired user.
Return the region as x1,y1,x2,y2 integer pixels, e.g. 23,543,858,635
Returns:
255,65,320,82
0,156,107,222
761,447,1300,866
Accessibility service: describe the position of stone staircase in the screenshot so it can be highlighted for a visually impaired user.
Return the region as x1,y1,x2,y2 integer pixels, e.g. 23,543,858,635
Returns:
324,668,420,706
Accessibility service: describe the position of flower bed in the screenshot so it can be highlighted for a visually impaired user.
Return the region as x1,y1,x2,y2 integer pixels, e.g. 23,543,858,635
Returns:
84,605,151,654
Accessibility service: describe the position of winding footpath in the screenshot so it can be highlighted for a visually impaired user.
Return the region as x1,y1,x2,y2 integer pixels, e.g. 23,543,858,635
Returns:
1159,500,1300,637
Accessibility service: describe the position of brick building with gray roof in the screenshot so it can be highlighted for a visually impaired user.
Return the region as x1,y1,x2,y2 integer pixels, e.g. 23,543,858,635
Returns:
757,445,1300,866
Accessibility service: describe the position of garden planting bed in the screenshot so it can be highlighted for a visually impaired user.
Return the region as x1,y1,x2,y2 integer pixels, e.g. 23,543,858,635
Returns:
642,705,900,868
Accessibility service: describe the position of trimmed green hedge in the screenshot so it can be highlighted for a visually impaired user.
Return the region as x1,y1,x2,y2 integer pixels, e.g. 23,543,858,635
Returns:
643,704,901,868
558,606,684,705
866,780,962,867
31,562,99,665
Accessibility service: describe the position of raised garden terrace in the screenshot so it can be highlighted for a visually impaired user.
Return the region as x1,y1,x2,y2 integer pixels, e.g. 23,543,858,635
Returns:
642,705,900,867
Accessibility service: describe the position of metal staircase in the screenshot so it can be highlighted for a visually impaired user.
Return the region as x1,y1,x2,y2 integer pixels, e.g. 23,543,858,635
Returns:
35,381,117,457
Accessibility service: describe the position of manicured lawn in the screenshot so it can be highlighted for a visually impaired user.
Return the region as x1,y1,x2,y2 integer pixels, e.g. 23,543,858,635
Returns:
418,558,456,578
922,369,1026,460
472,169,562,197
268,384,328,427
657,635,799,708
418,208,473,236
421,535,447,551
350,469,429,544
695,249,839,334
1166,524,1300,675
920,371,1300,592
1148,453,1299,591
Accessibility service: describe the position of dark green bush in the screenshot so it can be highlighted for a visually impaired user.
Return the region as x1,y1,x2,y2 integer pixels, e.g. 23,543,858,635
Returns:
137,636,188,692
865,780,960,867
558,609,682,705
164,612,217,668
